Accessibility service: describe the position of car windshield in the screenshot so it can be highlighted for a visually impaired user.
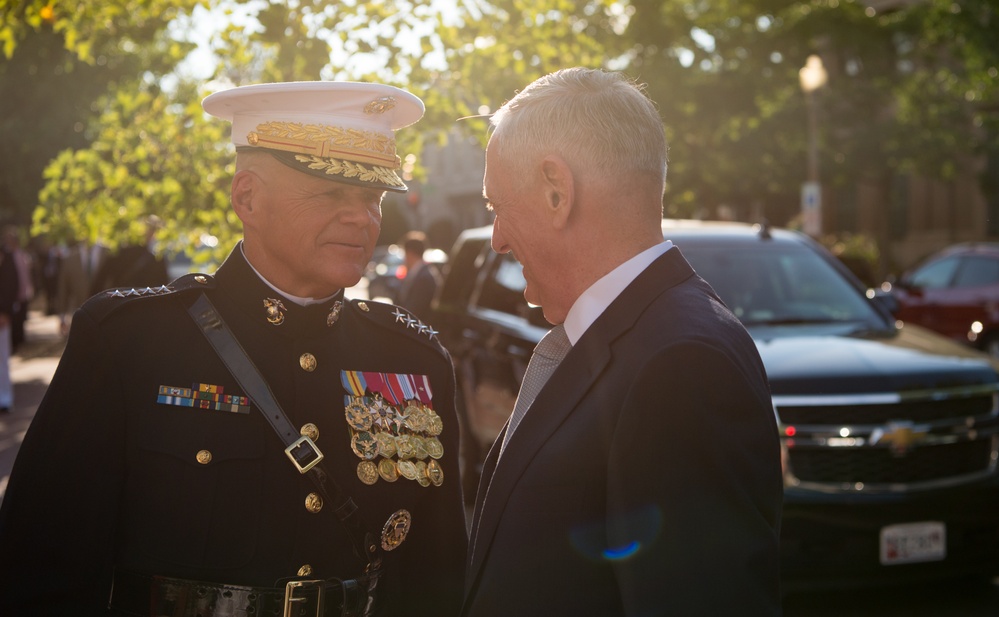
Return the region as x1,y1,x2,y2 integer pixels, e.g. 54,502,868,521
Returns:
680,242,882,327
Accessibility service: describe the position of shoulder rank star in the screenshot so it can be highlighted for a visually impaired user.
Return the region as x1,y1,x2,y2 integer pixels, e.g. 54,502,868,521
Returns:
108,285,172,298
391,308,437,339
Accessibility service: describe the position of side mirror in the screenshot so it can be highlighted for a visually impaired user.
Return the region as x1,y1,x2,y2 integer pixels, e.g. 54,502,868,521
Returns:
867,287,900,316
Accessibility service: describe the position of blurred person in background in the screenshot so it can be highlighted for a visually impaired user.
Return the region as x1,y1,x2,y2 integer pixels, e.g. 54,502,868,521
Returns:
396,230,442,322
90,214,170,293
55,236,107,336
2,225,33,353
0,231,19,412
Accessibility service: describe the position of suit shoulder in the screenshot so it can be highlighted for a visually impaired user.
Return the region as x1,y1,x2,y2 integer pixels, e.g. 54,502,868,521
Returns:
80,273,218,323
345,298,449,358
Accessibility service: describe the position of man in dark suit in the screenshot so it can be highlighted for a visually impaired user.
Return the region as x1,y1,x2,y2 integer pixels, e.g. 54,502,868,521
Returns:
464,68,783,616
0,82,467,616
396,231,441,322
90,215,170,293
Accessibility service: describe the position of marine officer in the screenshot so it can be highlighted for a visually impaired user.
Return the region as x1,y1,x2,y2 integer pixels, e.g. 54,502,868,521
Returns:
0,81,467,617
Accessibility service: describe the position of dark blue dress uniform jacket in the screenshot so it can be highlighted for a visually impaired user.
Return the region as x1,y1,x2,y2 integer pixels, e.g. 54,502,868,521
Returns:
0,245,468,616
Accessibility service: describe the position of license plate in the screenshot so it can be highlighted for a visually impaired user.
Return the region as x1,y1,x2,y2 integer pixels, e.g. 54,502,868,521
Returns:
879,521,946,565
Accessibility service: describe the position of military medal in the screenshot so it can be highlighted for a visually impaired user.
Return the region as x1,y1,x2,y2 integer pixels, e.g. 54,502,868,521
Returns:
425,436,444,459
344,396,372,431
341,370,447,488
375,432,397,458
414,461,431,487
403,403,429,432
412,435,429,460
427,410,444,436
427,459,444,486
397,459,418,481
357,460,379,485
378,458,400,482
395,435,416,460
350,431,379,460
380,509,412,551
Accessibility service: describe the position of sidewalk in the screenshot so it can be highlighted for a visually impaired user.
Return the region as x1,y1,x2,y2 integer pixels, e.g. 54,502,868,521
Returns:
0,311,65,502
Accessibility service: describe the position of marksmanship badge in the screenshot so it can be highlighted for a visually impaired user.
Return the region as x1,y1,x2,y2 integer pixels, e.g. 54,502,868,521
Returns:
381,509,412,551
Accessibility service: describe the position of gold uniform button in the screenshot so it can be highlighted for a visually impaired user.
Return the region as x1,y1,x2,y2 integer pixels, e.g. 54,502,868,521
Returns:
299,353,317,372
297,564,313,577
305,493,323,513
300,423,319,442
196,450,212,465
194,275,208,284
357,301,369,312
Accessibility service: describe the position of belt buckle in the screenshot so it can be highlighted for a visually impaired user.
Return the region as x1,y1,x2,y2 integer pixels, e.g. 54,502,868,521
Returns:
284,579,325,617
285,435,324,474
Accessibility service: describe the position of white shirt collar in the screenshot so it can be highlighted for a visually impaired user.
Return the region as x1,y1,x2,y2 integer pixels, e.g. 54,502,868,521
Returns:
562,240,672,345
240,244,340,307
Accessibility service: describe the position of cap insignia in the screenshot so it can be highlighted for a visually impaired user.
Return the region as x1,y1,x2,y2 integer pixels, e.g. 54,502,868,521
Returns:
364,96,397,115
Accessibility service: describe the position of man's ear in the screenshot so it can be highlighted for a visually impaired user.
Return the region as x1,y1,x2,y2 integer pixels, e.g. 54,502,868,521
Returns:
540,155,574,230
231,169,257,223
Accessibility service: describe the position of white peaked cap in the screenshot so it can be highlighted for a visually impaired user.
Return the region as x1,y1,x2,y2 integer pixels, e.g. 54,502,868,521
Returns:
203,81,425,192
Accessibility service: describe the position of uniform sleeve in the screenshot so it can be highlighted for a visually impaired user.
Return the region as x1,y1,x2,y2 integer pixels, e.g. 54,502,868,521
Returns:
0,308,125,615
606,340,783,616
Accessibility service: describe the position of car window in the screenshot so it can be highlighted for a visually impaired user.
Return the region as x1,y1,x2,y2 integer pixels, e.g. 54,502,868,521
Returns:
681,243,879,325
437,237,488,307
952,255,999,288
906,256,960,290
477,253,528,317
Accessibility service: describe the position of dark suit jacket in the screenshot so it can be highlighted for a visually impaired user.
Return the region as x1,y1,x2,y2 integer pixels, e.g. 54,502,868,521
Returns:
463,248,783,617
0,244,467,616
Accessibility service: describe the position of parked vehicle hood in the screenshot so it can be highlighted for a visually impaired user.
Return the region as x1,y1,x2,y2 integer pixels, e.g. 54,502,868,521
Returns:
751,322,999,395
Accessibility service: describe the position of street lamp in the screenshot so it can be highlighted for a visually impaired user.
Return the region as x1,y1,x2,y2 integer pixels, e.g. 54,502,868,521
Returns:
799,54,827,236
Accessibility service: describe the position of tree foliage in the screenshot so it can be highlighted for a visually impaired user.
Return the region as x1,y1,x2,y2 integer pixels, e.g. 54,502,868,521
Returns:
1,0,996,262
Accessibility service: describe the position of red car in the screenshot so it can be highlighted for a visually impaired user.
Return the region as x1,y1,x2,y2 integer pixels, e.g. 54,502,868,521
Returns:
889,242,999,358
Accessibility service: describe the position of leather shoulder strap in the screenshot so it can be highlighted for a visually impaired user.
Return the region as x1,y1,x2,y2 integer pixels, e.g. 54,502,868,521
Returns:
187,293,381,572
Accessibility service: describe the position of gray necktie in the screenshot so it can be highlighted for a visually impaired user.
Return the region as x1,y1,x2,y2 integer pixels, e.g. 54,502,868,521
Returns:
499,324,572,457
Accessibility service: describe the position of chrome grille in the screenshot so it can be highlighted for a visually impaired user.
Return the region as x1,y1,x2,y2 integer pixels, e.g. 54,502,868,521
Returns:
775,385,999,492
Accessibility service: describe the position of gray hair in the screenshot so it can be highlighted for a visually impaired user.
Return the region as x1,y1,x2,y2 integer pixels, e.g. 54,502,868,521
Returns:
489,68,667,193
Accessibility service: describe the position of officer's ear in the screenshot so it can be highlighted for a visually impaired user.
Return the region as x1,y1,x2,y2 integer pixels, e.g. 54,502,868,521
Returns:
231,169,258,220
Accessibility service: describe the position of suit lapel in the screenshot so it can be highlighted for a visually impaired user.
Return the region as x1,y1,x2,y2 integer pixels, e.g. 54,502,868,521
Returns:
464,248,697,595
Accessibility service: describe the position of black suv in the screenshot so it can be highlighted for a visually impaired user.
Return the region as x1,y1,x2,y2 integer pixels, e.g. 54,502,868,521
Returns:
433,219,999,591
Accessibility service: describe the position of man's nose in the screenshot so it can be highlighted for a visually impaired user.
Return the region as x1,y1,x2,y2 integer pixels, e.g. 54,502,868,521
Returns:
491,219,509,254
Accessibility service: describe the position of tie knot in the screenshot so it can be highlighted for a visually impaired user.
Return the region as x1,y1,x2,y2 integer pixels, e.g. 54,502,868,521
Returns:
535,325,571,362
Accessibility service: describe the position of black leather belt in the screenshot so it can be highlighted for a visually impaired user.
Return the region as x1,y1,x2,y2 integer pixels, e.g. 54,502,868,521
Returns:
109,569,367,617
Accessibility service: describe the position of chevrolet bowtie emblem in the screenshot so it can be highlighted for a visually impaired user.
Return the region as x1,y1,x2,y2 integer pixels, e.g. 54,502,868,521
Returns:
870,421,927,457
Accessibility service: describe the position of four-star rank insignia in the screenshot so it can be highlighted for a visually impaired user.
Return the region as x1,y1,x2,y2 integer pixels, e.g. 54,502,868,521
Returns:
391,307,438,340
